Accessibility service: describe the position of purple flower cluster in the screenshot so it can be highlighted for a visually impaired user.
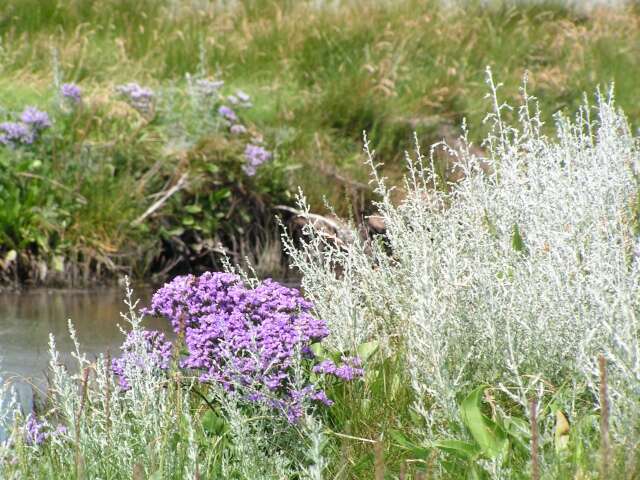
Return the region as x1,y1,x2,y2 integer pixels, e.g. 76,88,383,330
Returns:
0,122,34,146
111,329,172,390
243,143,272,176
230,124,247,135
21,107,51,130
227,90,252,108
218,105,238,122
116,83,155,115
61,83,82,104
24,414,47,446
24,414,66,446
313,356,364,381
144,272,359,422
0,107,51,147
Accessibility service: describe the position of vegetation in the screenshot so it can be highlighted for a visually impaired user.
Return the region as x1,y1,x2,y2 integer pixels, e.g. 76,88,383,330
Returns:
2,68,639,478
1,0,640,286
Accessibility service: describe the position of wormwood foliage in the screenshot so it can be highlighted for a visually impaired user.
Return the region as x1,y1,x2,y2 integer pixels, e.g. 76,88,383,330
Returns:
283,70,640,477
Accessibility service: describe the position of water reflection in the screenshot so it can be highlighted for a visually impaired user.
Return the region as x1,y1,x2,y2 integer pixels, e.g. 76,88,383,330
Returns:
0,287,171,412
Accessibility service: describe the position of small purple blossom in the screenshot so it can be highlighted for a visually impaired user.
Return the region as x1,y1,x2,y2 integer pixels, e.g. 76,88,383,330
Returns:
20,107,51,131
236,90,250,103
116,83,155,115
61,83,82,103
23,415,67,446
313,357,364,381
24,414,47,446
0,122,34,146
243,143,272,176
218,105,238,122
111,329,172,390
230,124,247,135
311,390,334,406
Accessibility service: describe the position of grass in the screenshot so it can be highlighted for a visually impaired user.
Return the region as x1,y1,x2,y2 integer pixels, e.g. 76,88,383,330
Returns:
1,0,640,285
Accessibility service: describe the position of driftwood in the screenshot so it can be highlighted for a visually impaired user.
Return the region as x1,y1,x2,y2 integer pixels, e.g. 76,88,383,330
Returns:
131,173,188,227
275,205,387,249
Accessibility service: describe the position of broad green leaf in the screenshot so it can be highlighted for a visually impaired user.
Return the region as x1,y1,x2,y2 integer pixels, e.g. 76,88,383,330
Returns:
309,342,328,359
356,340,379,362
433,439,481,460
389,430,429,458
201,410,227,436
185,204,202,214
502,416,530,454
167,227,184,237
460,387,508,459
511,223,528,255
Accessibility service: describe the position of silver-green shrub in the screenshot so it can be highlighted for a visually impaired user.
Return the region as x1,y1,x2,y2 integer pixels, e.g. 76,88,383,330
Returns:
284,69,640,446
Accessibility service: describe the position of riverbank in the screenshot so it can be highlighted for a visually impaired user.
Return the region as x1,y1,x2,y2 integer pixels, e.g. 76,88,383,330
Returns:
1,0,639,287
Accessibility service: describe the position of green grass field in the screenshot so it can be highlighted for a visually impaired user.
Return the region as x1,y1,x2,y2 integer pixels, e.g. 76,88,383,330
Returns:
1,0,639,285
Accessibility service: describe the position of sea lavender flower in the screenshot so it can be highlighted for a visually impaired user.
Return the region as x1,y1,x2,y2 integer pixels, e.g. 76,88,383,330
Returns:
236,90,250,103
218,105,238,122
230,124,247,135
24,414,47,446
60,83,82,103
23,415,67,446
243,143,272,176
116,83,155,115
0,122,34,146
312,357,364,381
144,272,357,422
20,107,51,131
111,329,172,390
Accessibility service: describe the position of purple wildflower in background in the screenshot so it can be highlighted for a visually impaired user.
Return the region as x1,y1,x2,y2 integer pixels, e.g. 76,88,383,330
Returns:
236,90,250,103
218,105,238,122
116,83,155,115
23,415,67,446
229,90,252,108
24,414,47,446
0,122,34,146
20,107,51,131
144,272,358,422
243,143,272,176
61,83,82,103
230,124,247,135
111,329,172,390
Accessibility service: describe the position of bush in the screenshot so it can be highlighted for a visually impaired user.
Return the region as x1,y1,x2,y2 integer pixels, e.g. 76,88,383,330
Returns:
283,69,640,476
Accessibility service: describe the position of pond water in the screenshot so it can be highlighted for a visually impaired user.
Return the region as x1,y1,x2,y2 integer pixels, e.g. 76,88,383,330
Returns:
0,287,171,413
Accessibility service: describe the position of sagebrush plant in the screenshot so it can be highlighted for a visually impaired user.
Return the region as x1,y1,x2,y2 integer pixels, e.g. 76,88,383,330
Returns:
283,69,640,476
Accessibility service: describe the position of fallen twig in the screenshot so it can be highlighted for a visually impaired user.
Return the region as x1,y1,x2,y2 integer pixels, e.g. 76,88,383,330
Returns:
131,173,188,226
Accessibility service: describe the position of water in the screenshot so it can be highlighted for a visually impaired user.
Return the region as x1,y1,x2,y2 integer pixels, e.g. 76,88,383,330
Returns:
0,287,171,412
